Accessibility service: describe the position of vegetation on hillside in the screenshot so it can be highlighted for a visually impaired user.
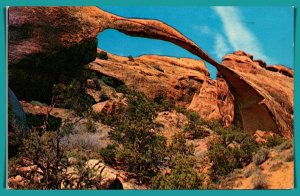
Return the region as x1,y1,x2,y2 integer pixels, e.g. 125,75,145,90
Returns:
8,69,294,190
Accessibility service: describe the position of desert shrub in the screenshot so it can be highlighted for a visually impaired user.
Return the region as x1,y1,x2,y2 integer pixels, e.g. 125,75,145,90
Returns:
97,51,108,60
207,120,222,131
153,94,176,112
284,150,294,162
253,148,269,166
53,79,95,116
8,130,67,189
184,111,210,139
100,93,110,101
151,155,202,189
151,132,202,189
59,122,75,137
276,140,293,151
269,161,283,172
153,65,164,72
116,135,167,183
8,126,109,189
128,55,134,61
174,106,187,114
208,143,239,177
252,172,268,189
99,91,168,183
244,167,260,178
168,133,194,156
208,126,258,179
99,144,117,165
61,131,107,151
86,117,96,133
26,113,62,131
265,134,286,148
8,120,25,158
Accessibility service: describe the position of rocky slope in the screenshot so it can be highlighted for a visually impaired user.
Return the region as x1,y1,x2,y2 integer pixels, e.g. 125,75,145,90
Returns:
220,141,294,189
88,49,235,125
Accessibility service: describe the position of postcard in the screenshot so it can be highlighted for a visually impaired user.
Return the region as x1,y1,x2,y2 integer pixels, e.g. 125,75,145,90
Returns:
7,6,294,190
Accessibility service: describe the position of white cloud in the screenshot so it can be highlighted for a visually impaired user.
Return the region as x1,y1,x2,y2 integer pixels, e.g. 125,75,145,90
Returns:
192,25,212,36
213,33,231,59
212,6,274,63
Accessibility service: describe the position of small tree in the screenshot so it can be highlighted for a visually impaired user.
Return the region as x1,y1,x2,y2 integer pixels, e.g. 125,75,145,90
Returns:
97,51,108,60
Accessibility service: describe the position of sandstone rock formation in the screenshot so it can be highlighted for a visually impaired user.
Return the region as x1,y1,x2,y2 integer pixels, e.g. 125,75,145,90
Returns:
8,6,293,137
266,65,294,78
222,52,293,137
188,77,234,126
89,49,234,126
89,49,207,106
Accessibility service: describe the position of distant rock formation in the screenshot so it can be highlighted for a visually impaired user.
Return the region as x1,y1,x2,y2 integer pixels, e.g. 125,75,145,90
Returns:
89,49,207,106
8,7,293,137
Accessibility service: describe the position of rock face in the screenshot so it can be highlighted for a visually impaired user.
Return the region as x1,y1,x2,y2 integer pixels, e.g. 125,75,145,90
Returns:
89,49,207,106
8,6,211,103
266,65,294,78
8,6,293,137
8,7,101,103
188,77,234,126
222,51,293,138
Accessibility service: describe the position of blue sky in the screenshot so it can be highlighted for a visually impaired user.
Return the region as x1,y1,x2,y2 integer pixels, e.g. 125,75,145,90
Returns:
98,6,294,78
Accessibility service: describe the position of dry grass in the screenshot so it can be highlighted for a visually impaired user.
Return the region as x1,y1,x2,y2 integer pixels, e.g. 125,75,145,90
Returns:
252,172,268,189
276,141,293,152
244,166,260,178
253,148,269,166
283,150,294,162
269,161,284,172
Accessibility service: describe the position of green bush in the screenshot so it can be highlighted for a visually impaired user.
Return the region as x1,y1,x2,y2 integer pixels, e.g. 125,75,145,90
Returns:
97,51,108,60
184,111,210,139
265,134,286,148
208,126,258,179
99,144,117,165
99,91,168,183
53,79,95,116
86,117,96,133
8,130,67,189
151,155,202,189
168,133,194,156
100,93,110,101
116,135,167,183
277,141,293,151
26,113,62,131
